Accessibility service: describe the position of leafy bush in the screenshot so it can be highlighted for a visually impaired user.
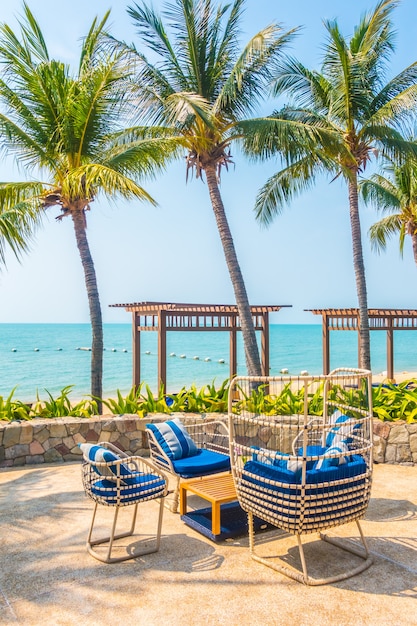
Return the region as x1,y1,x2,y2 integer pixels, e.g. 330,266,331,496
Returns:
1,378,417,423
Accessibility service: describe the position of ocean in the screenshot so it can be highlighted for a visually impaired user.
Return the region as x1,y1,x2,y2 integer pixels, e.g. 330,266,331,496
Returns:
1,323,417,402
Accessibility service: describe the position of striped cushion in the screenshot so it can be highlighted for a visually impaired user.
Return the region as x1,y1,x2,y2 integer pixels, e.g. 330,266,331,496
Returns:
251,446,303,476
147,418,198,460
314,442,350,470
79,443,132,483
326,410,361,447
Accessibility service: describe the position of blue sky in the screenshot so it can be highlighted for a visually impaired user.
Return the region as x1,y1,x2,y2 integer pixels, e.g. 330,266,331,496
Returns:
0,0,416,325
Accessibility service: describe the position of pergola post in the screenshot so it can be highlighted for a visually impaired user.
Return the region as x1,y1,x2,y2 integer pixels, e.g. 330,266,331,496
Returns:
229,315,237,379
158,310,167,391
261,312,270,376
387,321,394,381
322,313,330,375
132,312,141,390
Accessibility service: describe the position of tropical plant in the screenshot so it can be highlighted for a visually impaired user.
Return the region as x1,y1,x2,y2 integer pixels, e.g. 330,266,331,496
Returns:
0,387,32,421
243,0,417,370
0,5,178,411
371,379,417,422
361,151,417,265
31,386,98,418
122,0,296,376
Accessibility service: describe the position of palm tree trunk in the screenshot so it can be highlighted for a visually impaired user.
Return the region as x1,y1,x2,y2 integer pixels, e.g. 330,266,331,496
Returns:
71,208,103,412
348,177,371,371
205,164,262,376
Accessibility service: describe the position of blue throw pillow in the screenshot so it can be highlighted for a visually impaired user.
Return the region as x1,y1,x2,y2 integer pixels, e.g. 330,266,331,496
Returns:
147,418,198,460
314,441,350,470
79,443,132,483
326,410,361,447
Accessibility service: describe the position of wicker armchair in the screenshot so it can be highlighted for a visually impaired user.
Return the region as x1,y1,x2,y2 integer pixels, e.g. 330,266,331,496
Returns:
228,369,374,585
80,441,168,563
146,417,230,512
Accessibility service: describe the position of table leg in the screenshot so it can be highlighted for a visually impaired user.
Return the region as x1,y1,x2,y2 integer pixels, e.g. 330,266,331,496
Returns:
179,485,187,516
212,501,221,535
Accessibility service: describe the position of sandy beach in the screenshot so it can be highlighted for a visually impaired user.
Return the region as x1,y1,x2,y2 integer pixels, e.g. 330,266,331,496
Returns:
372,371,417,384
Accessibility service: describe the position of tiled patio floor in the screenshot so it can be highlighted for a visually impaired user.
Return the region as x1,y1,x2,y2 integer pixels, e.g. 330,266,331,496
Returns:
0,462,416,625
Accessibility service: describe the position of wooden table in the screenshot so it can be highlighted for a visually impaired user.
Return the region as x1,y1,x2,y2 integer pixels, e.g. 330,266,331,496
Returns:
179,473,237,536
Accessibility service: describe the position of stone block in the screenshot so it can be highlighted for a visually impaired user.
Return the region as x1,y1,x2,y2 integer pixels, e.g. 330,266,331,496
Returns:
49,423,68,438
12,456,26,466
44,448,63,462
410,433,417,453
25,455,45,465
34,427,50,444
85,429,99,443
385,444,397,464
3,425,21,447
19,424,33,444
29,441,44,455
396,444,412,463
6,444,29,459
101,420,117,432
373,436,386,464
373,420,391,440
388,424,409,444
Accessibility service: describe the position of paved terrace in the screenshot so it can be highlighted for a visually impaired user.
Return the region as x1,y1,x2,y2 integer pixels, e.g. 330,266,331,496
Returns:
0,463,416,625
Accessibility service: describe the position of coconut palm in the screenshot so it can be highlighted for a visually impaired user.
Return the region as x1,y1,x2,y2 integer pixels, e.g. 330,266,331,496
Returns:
0,4,178,409
242,0,417,370
123,0,296,376
361,153,417,266
0,193,40,267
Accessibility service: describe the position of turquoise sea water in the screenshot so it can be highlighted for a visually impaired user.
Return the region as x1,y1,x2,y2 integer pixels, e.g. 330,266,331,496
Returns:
1,323,417,401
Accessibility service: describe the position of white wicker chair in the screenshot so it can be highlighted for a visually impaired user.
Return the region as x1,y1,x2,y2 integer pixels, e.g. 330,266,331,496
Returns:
228,369,374,585
146,417,230,513
80,441,168,563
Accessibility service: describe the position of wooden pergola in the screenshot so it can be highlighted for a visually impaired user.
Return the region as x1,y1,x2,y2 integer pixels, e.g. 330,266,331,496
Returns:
306,308,417,380
110,301,291,390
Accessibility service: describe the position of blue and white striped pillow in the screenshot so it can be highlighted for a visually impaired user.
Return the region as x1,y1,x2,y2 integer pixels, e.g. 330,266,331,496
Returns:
147,418,198,460
79,443,131,482
326,410,361,447
314,441,350,470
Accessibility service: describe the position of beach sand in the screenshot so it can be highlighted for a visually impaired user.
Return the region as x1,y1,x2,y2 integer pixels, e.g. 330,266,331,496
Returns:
372,370,417,384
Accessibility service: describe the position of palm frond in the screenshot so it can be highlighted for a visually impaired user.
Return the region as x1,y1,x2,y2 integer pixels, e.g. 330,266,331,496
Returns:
368,213,403,253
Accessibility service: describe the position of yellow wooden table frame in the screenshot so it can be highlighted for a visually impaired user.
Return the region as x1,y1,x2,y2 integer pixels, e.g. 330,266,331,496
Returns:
179,473,237,536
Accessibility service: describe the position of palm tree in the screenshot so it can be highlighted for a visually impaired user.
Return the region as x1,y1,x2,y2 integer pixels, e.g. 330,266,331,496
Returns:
123,0,296,376
361,153,417,266
242,0,417,370
0,4,178,409
0,193,40,267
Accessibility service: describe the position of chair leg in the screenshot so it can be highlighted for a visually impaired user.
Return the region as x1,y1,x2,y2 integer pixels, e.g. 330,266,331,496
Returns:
248,514,373,585
86,498,165,564
166,477,181,513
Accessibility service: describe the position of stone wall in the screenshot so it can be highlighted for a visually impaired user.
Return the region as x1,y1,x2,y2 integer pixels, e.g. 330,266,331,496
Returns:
0,414,416,468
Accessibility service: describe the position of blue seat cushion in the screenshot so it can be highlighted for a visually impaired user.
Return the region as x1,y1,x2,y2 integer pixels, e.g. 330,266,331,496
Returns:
172,449,230,478
92,474,166,504
147,418,198,460
243,455,367,492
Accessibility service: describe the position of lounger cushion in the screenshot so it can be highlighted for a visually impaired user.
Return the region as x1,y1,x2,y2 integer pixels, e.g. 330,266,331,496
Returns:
147,418,198,460
172,449,230,477
244,454,366,487
326,410,361,447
